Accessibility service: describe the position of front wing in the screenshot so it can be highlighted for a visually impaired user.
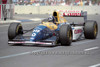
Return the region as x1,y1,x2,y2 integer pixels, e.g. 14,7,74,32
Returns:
8,41,54,45
8,36,57,46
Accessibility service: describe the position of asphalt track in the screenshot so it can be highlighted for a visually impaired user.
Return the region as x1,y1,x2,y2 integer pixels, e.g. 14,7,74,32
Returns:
0,14,100,67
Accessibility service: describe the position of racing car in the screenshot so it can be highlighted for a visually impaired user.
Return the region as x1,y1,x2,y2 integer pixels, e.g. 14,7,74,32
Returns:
8,10,98,46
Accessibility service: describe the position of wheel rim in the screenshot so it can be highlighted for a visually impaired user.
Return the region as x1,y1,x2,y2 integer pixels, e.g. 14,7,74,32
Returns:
94,24,97,36
16,24,22,34
69,30,72,40
67,30,72,40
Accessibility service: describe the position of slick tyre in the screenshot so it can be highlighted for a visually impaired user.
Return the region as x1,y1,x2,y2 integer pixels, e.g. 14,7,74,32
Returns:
8,23,23,40
84,21,98,39
59,24,72,46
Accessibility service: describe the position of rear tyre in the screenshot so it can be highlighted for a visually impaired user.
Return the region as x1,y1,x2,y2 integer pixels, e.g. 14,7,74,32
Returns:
8,23,23,40
59,24,72,46
84,21,98,39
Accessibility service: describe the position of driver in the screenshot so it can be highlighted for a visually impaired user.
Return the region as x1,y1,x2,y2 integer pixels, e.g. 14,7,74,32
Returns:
48,16,56,24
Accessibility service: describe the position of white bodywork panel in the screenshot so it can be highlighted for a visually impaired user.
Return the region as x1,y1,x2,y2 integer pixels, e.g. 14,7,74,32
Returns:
72,26,84,40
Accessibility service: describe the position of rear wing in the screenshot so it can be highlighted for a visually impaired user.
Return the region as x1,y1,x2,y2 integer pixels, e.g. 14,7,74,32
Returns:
59,10,87,21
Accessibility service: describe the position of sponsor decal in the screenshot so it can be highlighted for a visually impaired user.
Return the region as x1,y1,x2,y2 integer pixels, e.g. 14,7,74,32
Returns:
64,12,81,16
74,29,82,34
59,10,82,16
33,30,40,32
32,33,36,37
31,29,41,37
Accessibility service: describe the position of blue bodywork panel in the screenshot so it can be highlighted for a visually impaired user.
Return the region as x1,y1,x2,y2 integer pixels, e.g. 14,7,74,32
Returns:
30,22,68,42
30,25,53,41
56,22,69,31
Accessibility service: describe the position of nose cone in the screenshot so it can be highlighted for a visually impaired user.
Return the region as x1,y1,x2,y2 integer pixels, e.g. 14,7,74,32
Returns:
30,25,47,41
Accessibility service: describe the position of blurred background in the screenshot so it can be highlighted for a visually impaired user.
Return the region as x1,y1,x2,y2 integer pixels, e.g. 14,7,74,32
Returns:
0,0,100,20
13,0,100,6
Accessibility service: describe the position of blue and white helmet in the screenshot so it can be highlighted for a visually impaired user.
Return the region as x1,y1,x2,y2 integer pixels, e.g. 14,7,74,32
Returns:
48,16,54,22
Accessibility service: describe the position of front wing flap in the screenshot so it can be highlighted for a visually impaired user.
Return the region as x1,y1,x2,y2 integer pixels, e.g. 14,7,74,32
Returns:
8,36,57,45
8,41,54,45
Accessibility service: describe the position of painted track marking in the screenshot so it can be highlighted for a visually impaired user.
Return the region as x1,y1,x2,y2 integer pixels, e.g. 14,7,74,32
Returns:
0,40,96,59
0,47,59,59
89,63,100,67
84,47,99,51
0,22,40,28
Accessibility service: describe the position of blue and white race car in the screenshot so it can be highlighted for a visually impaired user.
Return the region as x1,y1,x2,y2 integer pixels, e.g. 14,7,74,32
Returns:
8,11,98,46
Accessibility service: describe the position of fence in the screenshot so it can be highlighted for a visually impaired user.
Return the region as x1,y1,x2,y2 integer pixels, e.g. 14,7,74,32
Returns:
0,4,14,20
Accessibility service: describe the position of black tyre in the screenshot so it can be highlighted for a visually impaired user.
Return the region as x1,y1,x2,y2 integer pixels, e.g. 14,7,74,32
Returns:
84,21,98,39
8,23,23,40
59,24,72,46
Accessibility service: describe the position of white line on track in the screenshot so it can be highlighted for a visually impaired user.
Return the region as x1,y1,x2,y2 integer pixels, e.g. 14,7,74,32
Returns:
0,47,59,59
30,18,42,21
89,63,100,67
0,40,96,59
84,47,99,51
0,22,40,28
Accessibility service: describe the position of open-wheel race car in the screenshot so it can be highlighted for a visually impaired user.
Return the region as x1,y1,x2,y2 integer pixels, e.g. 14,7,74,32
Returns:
8,10,98,46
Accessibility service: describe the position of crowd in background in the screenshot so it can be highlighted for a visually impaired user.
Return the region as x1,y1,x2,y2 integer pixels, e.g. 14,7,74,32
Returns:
13,0,100,6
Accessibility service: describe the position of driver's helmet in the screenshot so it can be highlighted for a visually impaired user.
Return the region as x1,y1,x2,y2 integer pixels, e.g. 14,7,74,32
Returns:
48,16,56,24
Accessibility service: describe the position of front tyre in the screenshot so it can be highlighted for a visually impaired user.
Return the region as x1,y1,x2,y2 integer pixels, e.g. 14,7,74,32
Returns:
59,25,72,46
8,23,23,40
84,21,98,39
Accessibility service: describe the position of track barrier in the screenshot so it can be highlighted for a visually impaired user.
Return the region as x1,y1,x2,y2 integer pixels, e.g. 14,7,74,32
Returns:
14,6,100,15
